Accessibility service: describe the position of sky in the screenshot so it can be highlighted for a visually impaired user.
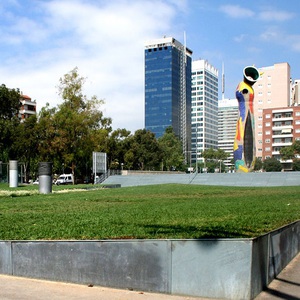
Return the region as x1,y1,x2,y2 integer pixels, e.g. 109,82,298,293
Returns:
0,0,299,133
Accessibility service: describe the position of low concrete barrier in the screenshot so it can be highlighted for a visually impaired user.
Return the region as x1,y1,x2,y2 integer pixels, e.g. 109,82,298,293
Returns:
0,221,299,300
103,171,300,187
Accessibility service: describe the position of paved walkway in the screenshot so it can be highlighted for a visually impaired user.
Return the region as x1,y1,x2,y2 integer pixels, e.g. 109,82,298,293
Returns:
254,252,300,300
0,253,299,300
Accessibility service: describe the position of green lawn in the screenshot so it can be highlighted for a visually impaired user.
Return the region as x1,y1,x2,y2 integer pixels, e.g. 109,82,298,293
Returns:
0,183,299,240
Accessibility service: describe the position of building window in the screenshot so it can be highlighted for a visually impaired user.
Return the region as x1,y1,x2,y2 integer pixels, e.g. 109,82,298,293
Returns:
265,139,270,143
266,131,271,135
265,147,271,151
266,114,271,118
266,122,271,127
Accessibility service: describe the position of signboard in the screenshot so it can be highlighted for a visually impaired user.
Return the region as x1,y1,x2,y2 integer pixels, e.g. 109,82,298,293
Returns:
92,152,107,174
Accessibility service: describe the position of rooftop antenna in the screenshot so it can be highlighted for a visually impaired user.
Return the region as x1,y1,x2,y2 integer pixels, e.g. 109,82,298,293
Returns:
222,62,225,100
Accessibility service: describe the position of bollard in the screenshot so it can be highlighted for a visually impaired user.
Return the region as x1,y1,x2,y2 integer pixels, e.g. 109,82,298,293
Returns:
39,162,53,194
9,160,18,188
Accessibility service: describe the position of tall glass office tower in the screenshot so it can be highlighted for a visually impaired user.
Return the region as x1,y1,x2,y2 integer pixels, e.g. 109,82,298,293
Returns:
145,37,192,160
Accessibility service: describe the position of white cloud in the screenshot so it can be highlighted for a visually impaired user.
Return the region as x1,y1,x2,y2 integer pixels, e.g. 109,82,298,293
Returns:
219,4,254,18
0,0,183,132
259,27,281,41
258,9,295,22
287,34,300,52
234,34,247,43
258,26,300,53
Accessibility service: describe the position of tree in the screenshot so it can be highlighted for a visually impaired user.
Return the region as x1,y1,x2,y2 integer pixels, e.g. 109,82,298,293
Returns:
158,126,184,171
280,141,300,171
263,157,282,172
37,68,112,182
201,148,229,173
0,84,21,160
292,159,300,171
124,129,161,170
106,128,131,169
11,115,39,182
280,146,295,160
254,157,263,171
0,84,20,119
292,140,300,154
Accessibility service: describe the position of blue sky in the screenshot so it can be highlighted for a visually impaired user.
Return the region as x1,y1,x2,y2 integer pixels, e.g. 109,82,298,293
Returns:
0,0,299,132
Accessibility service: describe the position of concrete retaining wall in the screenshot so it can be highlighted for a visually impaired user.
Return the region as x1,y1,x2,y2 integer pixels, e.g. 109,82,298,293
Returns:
103,171,300,187
0,221,299,300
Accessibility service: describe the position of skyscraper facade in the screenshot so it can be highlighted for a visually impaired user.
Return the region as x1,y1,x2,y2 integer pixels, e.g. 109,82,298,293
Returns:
144,37,192,159
191,60,218,163
218,98,239,170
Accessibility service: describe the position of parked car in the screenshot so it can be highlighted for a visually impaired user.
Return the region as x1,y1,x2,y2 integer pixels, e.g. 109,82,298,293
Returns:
33,178,39,185
55,174,73,185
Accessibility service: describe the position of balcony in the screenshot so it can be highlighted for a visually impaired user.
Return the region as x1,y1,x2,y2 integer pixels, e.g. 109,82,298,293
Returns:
272,142,293,147
272,125,293,131
19,109,36,115
20,99,36,106
272,116,293,122
272,133,293,139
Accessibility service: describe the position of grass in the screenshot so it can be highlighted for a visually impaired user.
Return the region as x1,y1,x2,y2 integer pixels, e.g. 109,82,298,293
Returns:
0,183,299,240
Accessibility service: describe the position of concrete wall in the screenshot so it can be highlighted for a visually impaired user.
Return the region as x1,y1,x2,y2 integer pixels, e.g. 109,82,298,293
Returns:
103,171,300,187
0,221,299,300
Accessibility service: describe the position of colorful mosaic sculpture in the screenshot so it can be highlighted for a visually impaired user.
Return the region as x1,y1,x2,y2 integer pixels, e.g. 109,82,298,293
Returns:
234,66,260,172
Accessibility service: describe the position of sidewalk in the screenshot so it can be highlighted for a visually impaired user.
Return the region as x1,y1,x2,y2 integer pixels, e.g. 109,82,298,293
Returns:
254,252,300,300
0,276,210,300
0,253,299,300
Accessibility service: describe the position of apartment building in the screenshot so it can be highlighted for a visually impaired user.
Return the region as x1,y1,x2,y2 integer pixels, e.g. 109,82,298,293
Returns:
19,94,36,122
262,106,300,169
253,62,291,159
291,79,300,106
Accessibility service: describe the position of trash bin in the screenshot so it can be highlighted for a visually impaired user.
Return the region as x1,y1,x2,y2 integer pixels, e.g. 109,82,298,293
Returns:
39,162,53,194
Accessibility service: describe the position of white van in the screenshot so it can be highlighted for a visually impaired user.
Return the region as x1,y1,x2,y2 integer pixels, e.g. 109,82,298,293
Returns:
55,174,73,185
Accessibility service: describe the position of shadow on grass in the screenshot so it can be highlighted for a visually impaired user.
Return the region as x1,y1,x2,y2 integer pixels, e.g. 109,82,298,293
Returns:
141,224,253,239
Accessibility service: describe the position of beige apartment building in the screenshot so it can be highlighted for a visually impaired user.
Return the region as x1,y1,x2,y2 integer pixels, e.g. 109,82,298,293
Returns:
253,62,291,159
